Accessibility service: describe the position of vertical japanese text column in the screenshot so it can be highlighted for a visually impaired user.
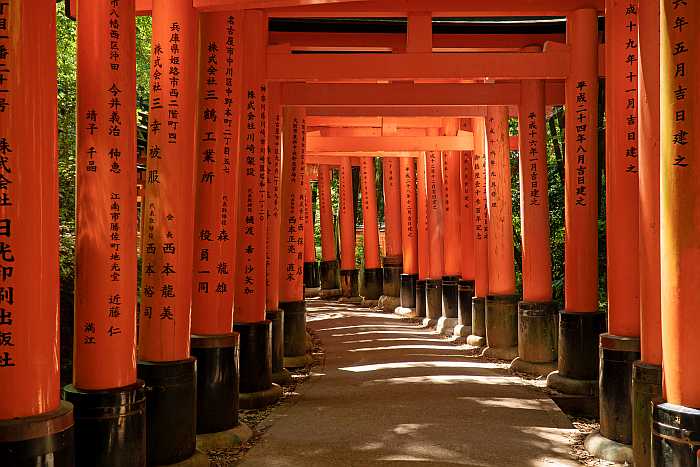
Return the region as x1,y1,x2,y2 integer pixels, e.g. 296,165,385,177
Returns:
425,129,444,321
339,157,358,298
277,107,308,369
597,0,641,451
0,2,74,464
399,157,418,311
360,157,382,301
653,1,700,463
441,119,463,327
548,8,605,395
514,56,558,374
318,164,339,293
458,119,476,335
468,118,489,345
189,12,242,437
633,1,662,464
137,0,199,463
65,0,146,464
233,10,282,406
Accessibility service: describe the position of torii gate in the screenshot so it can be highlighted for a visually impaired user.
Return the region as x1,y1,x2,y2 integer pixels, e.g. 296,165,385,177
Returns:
1,1,697,467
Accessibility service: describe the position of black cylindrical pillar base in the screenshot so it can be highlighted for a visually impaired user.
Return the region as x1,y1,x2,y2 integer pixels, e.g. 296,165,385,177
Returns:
471,296,486,337
279,300,307,368
517,301,558,363
340,269,359,298
232,320,282,409
304,261,320,289
426,279,442,320
266,309,290,384
191,334,240,435
458,280,475,328
485,295,519,349
633,361,662,467
320,259,340,290
415,279,427,318
599,334,640,445
137,358,197,465
400,273,418,309
382,256,403,298
441,276,459,319
558,311,607,380
652,402,700,466
62,382,145,467
361,267,383,300
0,401,74,467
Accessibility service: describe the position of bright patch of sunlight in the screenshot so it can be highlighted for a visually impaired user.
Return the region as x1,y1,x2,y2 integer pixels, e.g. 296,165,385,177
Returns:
363,374,521,385
339,360,502,372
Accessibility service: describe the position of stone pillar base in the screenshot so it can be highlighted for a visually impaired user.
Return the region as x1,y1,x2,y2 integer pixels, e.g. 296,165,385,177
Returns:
415,280,427,318
546,371,598,418
137,358,197,465
458,280,475,328
191,334,240,435
239,384,284,410
272,368,293,386
394,306,417,318
153,450,210,467
378,295,400,312
453,324,472,337
436,317,459,335
382,255,403,298
340,269,360,299
481,346,518,361
599,334,640,447
632,361,662,467
196,422,252,452
233,321,277,408
62,381,145,467
400,273,418,309
265,309,285,383
441,276,460,319
425,279,442,320
0,401,74,466
319,288,342,299
468,296,487,345
485,294,519,351
284,354,312,369
584,432,634,465
361,267,383,300
304,287,321,298
320,259,340,290
279,301,306,366
652,402,700,466
510,357,557,377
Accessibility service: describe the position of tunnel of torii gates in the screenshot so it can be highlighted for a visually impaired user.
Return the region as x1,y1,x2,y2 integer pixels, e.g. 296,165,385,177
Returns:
0,0,699,466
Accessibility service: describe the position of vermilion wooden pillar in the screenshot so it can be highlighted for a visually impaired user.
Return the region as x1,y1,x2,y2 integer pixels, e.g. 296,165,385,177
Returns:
416,152,430,318
633,2,662,465
231,10,281,409
652,1,700,464
398,157,419,313
136,1,202,464
188,12,243,440
456,133,476,337
0,2,74,464
439,142,462,333
63,0,146,464
318,164,340,295
339,157,359,299
590,0,642,457
381,157,403,308
467,118,490,347
511,57,558,377
265,82,289,386
278,107,309,369
547,8,606,407
303,178,320,294
482,106,518,360
425,129,445,321
360,157,383,302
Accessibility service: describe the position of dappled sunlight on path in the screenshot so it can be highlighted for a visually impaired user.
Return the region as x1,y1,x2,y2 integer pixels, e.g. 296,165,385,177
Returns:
238,300,580,467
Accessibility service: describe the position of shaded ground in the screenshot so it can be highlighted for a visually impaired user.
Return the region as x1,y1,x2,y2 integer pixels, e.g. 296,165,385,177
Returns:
237,299,581,466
